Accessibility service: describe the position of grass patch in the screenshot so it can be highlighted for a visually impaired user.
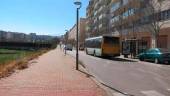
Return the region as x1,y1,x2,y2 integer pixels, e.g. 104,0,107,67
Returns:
0,48,49,78
0,49,33,65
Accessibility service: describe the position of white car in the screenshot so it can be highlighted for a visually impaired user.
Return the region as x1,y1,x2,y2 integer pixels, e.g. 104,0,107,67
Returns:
65,44,73,51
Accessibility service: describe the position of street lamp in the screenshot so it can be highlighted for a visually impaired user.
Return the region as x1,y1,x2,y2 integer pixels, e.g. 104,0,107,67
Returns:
74,0,81,70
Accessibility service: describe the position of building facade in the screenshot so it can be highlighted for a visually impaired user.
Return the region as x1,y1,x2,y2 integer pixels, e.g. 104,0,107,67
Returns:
86,0,170,50
0,31,54,43
68,24,76,41
67,18,87,47
110,0,170,49
86,0,112,37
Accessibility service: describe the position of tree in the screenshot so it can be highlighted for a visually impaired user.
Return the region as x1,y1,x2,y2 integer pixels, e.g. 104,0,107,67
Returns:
63,32,68,44
145,0,170,48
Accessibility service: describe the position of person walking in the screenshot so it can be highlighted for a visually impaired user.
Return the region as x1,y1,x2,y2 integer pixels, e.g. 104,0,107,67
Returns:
59,42,62,50
64,44,66,55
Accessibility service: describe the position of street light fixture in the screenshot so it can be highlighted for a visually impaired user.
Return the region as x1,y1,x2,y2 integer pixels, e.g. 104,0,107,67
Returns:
74,0,82,70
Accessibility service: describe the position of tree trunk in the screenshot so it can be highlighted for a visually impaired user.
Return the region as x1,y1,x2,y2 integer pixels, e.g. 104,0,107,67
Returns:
151,35,157,48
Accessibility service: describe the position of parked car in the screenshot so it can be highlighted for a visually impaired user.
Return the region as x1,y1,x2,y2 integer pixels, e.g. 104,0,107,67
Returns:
138,48,170,64
79,44,84,50
65,44,73,51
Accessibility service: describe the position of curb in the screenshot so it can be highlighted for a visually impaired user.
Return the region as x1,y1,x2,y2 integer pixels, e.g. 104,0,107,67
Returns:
66,51,135,96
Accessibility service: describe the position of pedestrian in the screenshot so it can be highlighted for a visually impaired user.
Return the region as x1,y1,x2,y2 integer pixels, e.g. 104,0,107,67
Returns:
64,44,66,55
62,44,65,52
59,42,62,50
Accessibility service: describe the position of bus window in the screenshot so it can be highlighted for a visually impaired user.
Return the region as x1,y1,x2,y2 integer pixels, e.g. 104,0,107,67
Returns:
85,40,92,48
104,37,119,45
95,38,102,48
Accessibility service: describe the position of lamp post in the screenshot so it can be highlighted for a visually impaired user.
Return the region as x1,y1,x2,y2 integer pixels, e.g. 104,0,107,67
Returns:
74,0,81,70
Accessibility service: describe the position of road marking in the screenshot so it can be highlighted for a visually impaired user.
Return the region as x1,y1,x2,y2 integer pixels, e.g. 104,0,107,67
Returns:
167,89,170,91
112,93,126,96
141,90,165,96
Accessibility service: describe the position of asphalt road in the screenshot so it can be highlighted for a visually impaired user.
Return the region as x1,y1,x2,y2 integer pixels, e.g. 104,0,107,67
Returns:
67,50,170,96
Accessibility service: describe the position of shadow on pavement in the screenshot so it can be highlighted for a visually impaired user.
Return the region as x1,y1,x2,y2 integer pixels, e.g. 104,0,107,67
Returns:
100,57,138,62
143,61,170,65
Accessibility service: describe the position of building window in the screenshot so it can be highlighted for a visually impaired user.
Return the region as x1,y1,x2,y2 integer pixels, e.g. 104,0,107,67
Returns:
99,24,103,29
98,14,106,20
122,11,129,19
140,16,150,24
158,9,170,21
111,2,120,12
123,0,129,5
111,15,120,23
164,9,170,20
128,8,135,16
121,8,136,19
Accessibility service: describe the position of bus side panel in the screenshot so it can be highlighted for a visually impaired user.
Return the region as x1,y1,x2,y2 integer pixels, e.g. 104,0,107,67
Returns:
95,48,102,56
86,48,102,56
86,48,94,55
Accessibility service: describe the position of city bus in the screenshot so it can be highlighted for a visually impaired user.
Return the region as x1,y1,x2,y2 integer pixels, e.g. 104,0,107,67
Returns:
85,36,120,57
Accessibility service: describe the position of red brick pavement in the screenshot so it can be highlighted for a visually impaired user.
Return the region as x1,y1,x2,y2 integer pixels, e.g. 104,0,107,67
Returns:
0,48,106,96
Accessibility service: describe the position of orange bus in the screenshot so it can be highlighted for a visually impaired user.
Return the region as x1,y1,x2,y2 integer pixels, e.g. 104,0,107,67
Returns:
85,36,120,57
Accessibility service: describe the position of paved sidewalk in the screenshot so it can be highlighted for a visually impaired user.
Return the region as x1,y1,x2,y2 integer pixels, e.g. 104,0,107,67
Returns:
0,48,106,96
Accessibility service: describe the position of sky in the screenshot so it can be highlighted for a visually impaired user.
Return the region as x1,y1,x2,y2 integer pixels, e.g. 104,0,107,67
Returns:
0,0,89,36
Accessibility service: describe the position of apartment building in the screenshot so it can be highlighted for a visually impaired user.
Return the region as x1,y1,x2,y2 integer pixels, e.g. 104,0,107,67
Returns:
86,0,170,50
0,31,26,42
67,18,87,46
0,31,54,43
68,24,76,43
0,31,7,41
110,0,170,49
86,0,112,37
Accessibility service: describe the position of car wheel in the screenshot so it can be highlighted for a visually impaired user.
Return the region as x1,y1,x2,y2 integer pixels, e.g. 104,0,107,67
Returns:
124,55,128,58
154,58,159,64
139,57,144,61
168,61,170,65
